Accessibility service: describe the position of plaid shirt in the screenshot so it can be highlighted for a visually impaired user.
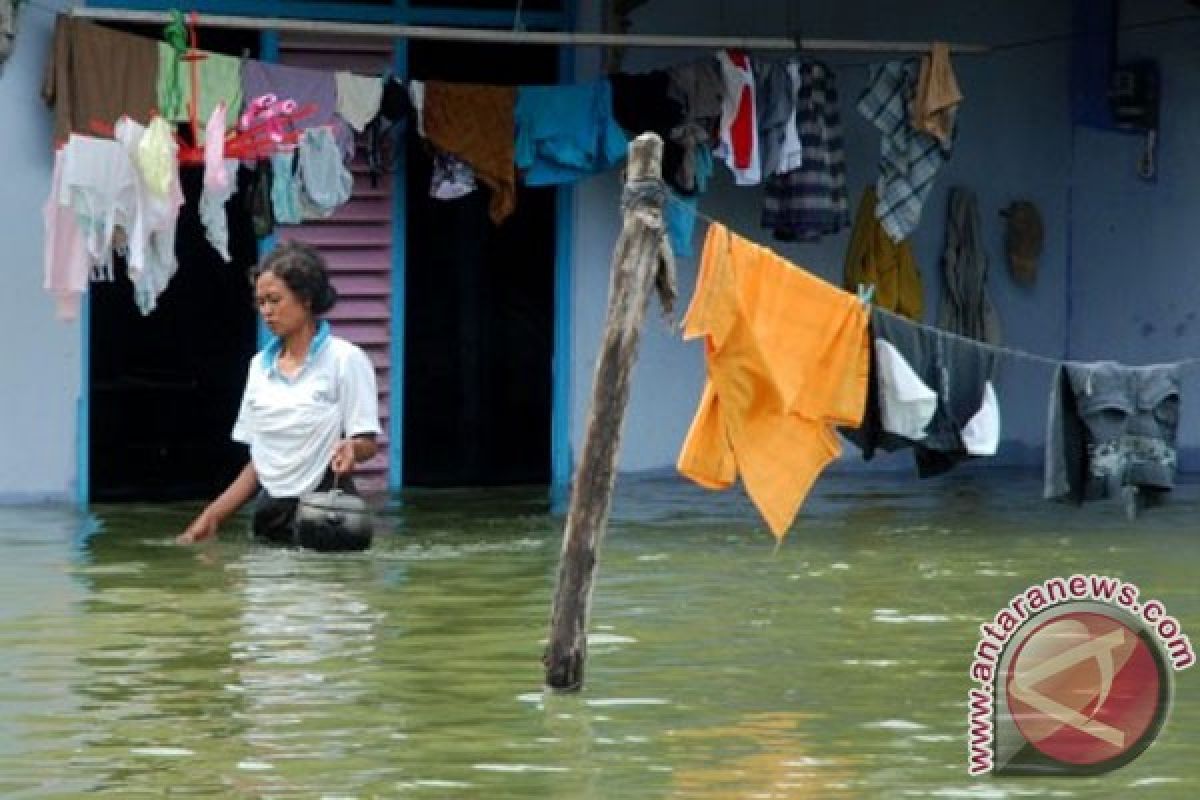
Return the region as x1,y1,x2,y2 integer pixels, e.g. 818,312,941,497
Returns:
761,61,850,242
857,60,954,241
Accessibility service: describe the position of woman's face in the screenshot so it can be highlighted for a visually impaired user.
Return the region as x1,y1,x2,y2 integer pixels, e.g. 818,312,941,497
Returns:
255,272,311,338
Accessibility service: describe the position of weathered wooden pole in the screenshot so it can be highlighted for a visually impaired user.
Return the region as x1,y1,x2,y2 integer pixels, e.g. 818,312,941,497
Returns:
544,132,673,691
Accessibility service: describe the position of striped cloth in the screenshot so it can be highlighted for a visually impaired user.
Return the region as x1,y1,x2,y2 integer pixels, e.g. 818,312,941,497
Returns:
857,59,954,242
760,61,850,242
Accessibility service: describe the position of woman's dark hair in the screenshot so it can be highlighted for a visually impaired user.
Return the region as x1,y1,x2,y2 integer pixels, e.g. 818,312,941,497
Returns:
251,240,338,314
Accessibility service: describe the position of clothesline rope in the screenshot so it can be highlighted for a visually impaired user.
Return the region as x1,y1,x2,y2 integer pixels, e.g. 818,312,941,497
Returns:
664,190,1200,373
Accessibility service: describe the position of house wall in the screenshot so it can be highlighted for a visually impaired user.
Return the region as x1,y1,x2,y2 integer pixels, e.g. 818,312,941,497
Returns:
570,0,1075,473
1068,0,1200,468
0,1,80,503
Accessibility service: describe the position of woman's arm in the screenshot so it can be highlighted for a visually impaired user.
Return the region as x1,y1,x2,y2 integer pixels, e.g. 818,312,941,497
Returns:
331,434,378,475
177,461,260,544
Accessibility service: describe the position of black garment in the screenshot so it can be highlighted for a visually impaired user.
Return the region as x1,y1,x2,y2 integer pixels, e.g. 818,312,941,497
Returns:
252,469,358,545
607,70,687,194
365,77,413,188
244,160,274,238
844,309,997,478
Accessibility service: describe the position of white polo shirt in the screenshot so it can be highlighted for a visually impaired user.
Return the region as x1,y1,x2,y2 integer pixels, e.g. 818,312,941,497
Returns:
232,322,382,497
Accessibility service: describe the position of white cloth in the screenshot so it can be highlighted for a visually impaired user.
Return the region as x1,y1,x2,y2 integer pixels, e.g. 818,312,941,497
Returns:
297,126,354,219
961,381,1000,456
233,333,382,498
114,117,184,314
203,103,229,191
408,79,426,137
58,134,139,281
200,158,240,262
875,338,938,440
335,71,384,133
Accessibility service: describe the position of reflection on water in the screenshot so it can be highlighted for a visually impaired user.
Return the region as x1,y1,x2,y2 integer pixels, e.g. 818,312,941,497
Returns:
0,470,1197,798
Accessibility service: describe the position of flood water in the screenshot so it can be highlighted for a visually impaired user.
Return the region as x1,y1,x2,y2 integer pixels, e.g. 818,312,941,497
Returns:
0,469,1196,798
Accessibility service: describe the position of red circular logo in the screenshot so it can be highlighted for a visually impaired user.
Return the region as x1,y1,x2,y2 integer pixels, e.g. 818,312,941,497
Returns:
1005,611,1163,766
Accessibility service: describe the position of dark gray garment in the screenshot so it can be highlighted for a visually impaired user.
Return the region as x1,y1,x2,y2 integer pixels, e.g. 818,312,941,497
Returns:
1044,362,1181,503
666,58,723,193
754,59,793,178
937,187,1001,344
844,308,997,477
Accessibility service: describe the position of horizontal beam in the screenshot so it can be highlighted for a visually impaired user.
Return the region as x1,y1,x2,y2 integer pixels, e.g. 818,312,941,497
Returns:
70,7,990,53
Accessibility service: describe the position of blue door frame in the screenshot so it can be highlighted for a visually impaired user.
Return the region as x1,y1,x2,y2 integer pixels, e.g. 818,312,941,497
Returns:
78,0,576,506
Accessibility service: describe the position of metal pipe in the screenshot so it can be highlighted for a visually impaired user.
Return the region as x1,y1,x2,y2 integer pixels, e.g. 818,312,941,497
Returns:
69,7,991,54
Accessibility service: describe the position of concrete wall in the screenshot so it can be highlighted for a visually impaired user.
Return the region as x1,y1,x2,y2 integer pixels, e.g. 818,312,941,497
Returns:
0,1,79,502
1068,0,1200,468
570,0,1074,473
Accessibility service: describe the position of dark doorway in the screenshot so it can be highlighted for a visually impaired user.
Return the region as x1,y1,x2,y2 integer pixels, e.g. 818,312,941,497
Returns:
89,27,260,502
403,40,558,487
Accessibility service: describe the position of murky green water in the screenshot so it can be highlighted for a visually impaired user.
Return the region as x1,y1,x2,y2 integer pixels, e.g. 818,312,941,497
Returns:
0,470,1196,798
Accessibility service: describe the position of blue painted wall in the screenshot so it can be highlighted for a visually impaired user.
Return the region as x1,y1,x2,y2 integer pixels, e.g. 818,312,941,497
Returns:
1068,0,1200,468
0,1,80,503
570,0,1074,473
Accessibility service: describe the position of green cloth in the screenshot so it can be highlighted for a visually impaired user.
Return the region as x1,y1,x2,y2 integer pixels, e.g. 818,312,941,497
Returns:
156,42,243,139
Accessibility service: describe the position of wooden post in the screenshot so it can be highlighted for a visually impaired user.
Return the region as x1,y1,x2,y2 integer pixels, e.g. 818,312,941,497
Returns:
544,133,670,691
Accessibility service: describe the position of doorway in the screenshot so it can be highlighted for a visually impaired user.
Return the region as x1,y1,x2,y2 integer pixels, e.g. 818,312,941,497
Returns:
403,39,559,487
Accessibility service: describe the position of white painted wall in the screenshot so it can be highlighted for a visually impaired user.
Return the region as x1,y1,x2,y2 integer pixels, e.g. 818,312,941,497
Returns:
0,1,79,503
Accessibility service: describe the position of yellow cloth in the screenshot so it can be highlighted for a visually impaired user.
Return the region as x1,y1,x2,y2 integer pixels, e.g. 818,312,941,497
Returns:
913,41,962,146
844,186,924,320
678,223,869,540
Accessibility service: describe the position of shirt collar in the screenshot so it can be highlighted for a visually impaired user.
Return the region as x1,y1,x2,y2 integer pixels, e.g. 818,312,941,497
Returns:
263,319,331,379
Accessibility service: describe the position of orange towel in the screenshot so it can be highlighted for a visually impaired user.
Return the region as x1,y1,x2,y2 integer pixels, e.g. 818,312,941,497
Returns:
678,223,869,540
423,81,517,225
912,42,962,146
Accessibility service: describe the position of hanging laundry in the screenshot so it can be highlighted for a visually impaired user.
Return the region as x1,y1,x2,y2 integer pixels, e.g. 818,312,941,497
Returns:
609,70,686,192
843,308,999,477
42,16,159,148
1045,363,1182,510
429,152,478,200
408,79,427,136
200,158,240,261
335,71,384,133
938,187,1001,344
665,57,723,194
664,146,713,259
714,50,761,186
0,0,18,68
754,60,799,179
843,186,923,320
912,42,962,146
244,159,274,238
242,60,354,161
858,59,954,241
761,61,850,242
296,126,353,219
677,222,869,540
156,43,243,140
270,150,303,225
136,116,176,198
42,149,89,320
423,81,517,224
114,117,184,314
364,77,411,188
203,103,230,190
57,133,139,282
514,80,628,186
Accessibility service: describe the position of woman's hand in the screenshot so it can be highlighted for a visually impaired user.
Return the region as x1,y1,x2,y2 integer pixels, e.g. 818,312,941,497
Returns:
177,511,218,545
331,439,359,475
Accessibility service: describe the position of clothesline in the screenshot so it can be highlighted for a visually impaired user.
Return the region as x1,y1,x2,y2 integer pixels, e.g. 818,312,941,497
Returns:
663,190,1200,373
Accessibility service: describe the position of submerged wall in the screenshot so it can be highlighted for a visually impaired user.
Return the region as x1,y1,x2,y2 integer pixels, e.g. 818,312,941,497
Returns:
570,0,1074,473
1068,0,1200,468
0,1,79,502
